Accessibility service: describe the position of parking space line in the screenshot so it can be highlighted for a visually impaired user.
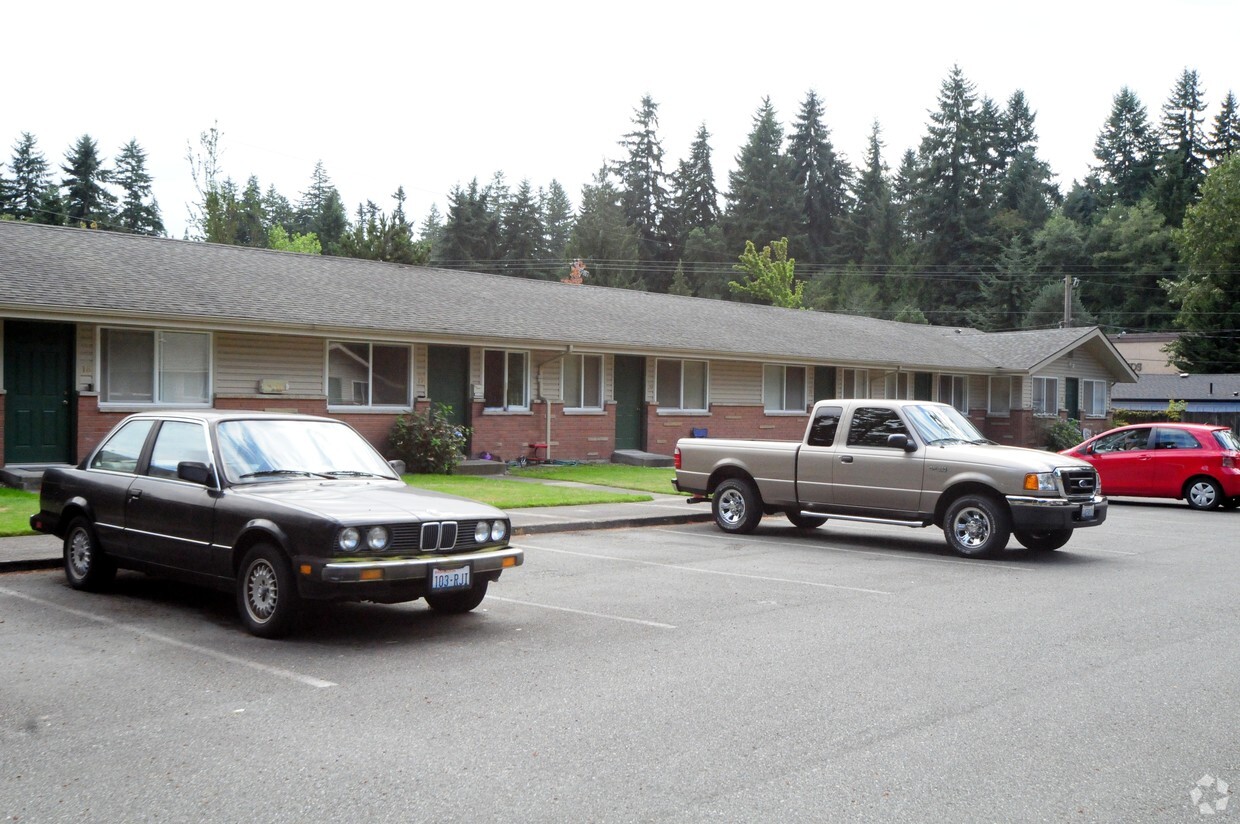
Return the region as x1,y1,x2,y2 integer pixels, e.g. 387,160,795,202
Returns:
656,528,1036,571
0,587,337,689
487,596,676,628
513,543,892,595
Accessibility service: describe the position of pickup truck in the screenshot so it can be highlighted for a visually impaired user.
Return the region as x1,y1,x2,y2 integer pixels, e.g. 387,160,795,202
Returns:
673,399,1107,558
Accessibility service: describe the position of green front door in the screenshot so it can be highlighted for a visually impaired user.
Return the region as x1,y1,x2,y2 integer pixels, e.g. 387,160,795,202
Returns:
4,321,75,463
613,355,645,451
427,345,472,451
1065,378,1080,420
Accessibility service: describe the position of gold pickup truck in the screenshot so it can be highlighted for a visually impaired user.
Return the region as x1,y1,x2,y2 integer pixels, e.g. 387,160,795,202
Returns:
672,399,1107,558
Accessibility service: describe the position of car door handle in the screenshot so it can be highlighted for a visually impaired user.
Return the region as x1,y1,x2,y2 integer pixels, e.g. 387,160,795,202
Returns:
840,455,854,464
128,489,142,500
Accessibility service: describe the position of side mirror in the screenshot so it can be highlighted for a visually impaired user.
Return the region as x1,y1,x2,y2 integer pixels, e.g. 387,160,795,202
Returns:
388,459,407,476
887,433,918,452
177,461,216,486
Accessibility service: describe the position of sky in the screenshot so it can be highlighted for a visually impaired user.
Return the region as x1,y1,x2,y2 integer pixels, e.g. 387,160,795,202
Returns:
6,1,1238,242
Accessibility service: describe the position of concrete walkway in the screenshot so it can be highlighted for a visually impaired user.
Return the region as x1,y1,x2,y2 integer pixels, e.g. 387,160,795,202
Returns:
0,487,712,573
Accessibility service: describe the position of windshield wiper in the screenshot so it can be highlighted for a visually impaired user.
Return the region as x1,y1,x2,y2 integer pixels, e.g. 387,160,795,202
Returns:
239,469,330,479
925,437,969,446
970,438,998,445
321,470,390,478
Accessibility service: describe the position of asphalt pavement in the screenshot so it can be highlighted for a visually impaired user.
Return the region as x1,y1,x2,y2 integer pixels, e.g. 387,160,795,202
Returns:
0,483,711,573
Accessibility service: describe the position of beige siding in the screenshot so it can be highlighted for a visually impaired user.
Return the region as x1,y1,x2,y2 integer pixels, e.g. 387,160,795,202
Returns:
215,332,324,396
1029,349,1113,416
711,361,763,405
76,323,96,392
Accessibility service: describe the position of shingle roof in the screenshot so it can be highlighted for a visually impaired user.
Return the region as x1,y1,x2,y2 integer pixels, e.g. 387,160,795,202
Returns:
0,221,1125,376
1112,373,1240,401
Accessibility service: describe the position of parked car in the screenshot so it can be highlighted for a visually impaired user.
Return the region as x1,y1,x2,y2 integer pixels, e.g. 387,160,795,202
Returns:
1060,423,1240,510
30,411,523,637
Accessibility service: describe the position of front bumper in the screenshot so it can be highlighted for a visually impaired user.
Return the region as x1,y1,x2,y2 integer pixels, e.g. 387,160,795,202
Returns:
1006,494,1108,531
293,545,524,600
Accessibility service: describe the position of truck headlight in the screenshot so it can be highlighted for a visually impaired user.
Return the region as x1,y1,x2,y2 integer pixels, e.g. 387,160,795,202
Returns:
1024,472,1057,492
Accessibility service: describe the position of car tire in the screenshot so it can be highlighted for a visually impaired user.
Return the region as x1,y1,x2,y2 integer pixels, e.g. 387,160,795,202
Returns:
1223,496,1240,511
237,544,300,639
425,580,489,614
1185,477,1224,510
712,478,763,534
63,517,116,591
943,494,1011,558
1014,529,1072,552
785,510,828,529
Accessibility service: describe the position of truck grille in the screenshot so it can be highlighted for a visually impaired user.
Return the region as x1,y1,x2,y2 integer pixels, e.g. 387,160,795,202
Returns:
1059,468,1098,501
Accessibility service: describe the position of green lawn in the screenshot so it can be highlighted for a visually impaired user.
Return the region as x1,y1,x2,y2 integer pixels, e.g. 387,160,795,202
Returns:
403,474,651,508
508,463,682,496
0,488,39,537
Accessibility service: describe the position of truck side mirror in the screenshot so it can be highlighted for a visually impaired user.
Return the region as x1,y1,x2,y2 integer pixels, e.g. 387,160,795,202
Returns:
887,433,918,452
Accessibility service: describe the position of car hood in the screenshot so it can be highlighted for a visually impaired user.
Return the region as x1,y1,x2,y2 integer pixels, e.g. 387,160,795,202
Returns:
230,479,507,523
930,442,1093,472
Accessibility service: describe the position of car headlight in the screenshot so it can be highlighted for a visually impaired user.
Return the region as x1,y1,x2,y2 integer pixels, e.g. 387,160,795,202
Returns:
367,526,390,551
339,527,361,552
1024,472,1057,492
475,521,491,543
491,520,508,542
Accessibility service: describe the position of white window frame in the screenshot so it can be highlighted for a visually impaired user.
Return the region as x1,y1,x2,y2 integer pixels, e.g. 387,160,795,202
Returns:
98,328,212,407
938,374,968,414
763,364,807,413
483,349,530,412
1032,376,1058,416
1083,379,1107,418
563,354,604,412
326,341,412,410
883,372,911,400
988,376,1017,416
840,368,869,399
656,358,708,412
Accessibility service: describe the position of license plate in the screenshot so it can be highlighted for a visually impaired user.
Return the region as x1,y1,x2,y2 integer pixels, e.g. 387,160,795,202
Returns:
431,565,470,591
1081,504,1094,519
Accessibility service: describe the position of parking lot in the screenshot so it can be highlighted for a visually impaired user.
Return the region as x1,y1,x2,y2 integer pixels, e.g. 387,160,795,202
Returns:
2,501,1237,822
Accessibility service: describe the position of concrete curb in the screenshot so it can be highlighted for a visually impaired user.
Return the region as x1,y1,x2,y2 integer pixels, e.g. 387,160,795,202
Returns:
512,512,712,536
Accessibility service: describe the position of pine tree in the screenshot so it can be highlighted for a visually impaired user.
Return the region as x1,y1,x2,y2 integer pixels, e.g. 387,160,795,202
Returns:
969,237,1031,331
112,139,164,236
539,180,574,268
437,179,500,271
295,161,348,254
1206,91,1239,165
724,97,798,256
668,123,720,259
338,187,429,265
787,90,851,264
501,179,544,278
1154,68,1209,227
668,260,693,296
993,91,1058,238
262,184,294,236
1083,201,1178,329
235,176,267,247
419,203,444,251
1092,87,1159,207
849,122,902,276
4,133,56,222
61,134,116,227
567,169,643,290
615,95,672,278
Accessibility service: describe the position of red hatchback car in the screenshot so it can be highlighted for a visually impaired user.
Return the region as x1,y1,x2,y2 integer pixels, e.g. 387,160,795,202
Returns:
1061,423,1240,510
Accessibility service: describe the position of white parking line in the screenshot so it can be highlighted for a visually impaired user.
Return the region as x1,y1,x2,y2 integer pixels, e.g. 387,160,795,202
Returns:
487,596,676,628
656,528,1036,571
0,587,336,689
513,543,892,595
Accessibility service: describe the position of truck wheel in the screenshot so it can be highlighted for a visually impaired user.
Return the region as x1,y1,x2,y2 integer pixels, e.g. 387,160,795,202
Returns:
237,544,300,639
1014,529,1071,552
64,517,116,592
785,510,828,529
944,494,1011,558
426,580,489,614
1185,476,1223,510
713,478,763,534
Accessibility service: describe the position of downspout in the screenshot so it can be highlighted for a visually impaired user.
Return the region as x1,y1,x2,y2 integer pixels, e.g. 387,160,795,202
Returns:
535,346,572,462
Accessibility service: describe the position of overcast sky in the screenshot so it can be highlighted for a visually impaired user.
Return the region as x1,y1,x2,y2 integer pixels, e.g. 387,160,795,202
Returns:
7,1,1238,242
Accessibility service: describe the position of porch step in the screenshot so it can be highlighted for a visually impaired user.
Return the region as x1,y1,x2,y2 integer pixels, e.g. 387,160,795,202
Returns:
611,449,675,468
0,464,67,492
454,459,506,476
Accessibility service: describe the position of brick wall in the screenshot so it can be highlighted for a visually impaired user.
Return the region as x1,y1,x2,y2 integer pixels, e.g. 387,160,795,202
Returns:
645,405,810,453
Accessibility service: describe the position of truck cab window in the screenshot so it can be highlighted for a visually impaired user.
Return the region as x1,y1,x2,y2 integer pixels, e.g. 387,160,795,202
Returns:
807,406,843,446
846,407,910,448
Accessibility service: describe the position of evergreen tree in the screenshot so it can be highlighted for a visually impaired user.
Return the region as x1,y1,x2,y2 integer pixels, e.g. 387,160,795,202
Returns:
724,97,799,257
1083,201,1178,330
1022,279,1096,329
969,237,1030,331
539,180,574,267
1206,91,1239,164
615,95,672,281
295,161,348,254
338,187,429,265
993,91,1058,238
567,169,643,290
501,179,544,278
1092,87,1159,207
668,260,693,296
787,90,851,264
4,133,58,222
419,203,444,251
234,176,267,247
974,95,1005,208
437,179,500,271
681,225,730,299
1154,68,1209,227
112,139,164,235
61,134,116,227
1164,154,1240,371
668,123,720,258
262,184,294,236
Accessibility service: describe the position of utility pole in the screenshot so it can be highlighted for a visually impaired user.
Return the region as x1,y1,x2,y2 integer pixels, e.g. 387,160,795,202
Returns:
1061,272,1072,328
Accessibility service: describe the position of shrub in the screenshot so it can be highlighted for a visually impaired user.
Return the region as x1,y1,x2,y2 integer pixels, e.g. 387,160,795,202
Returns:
388,405,470,474
1044,418,1084,451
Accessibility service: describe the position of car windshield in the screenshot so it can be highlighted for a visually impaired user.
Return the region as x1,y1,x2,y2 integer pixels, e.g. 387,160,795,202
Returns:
904,403,990,445
217,419,398,484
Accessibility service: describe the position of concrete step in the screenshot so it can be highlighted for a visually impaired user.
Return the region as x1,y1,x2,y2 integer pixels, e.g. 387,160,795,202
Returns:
0,464,66,492
454,459,506,476
611,449,674,468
